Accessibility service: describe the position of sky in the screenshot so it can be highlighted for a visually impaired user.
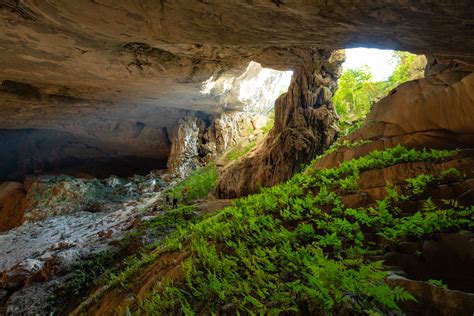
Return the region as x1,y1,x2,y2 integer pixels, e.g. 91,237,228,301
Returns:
343,48,396,81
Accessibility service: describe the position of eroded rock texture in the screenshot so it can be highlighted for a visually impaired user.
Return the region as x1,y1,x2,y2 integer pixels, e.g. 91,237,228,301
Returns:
216,49,344,197
0,172,169,314
168,111,263,178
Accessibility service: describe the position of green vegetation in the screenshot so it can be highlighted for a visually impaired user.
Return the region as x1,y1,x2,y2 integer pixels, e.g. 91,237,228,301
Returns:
427,279,448,289
52,206,202,313
101,145,472,315
261,111,275,134
123,205,200,244
225,140,257,161
225,111,275,162
333,52,420,134
168,165,218,203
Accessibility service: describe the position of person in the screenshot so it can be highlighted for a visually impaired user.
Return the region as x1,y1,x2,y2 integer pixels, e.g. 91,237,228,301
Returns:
165,194,170,206
172,197,178,209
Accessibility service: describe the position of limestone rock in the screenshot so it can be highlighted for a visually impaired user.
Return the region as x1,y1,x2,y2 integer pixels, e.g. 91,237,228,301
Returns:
215,49,345,198
0,170,172,314
167,115,202,178
1,259,45,290
167,111,262,178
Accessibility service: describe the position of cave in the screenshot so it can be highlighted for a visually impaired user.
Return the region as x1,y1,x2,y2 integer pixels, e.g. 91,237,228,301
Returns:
0,60,291,181
0,1,473,315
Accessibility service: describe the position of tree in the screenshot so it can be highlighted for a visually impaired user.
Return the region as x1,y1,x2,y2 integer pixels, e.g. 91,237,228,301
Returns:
333,51,419,135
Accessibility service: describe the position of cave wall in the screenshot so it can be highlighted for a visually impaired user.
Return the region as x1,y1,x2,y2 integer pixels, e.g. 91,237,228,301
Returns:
0,88,192,179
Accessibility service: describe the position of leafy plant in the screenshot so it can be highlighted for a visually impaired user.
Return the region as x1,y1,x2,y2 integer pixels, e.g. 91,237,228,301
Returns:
225,140,257,161
427,279,448,289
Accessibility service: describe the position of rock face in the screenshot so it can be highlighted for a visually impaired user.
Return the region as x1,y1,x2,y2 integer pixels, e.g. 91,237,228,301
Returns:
387,275,474,315
0,58,290,180
0,171,165,231
168,111,262,178
216,49,344,197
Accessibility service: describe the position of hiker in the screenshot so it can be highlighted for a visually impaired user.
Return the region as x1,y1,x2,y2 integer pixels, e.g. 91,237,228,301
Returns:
165,194,170,206
172,197,178,209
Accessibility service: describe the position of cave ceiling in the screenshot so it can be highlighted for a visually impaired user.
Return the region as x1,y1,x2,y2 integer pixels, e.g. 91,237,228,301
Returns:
1,0,473,112
0,0,473,171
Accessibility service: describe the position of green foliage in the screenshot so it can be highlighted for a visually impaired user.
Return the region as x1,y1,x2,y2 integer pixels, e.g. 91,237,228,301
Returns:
225,112,274,162
168,165,218,203
333,51,419,134
333,66,376,122
225,140,257,161
123,205,199,243
427,279,448,289
116,146,471,315
406,174,434,195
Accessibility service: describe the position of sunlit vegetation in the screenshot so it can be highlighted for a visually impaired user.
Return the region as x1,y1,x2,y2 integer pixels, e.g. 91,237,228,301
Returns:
225,140,257,161
224,111,274,162
168,165,218,203
84,145,473,315
333,52,421,134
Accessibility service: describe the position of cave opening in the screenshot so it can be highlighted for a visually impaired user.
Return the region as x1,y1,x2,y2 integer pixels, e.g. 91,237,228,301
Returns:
334,48,425,135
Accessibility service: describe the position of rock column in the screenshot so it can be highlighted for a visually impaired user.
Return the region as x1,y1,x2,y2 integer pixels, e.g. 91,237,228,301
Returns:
215,49,344,198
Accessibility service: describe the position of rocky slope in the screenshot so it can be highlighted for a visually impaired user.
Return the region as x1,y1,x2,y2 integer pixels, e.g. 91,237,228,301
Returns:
168,111,268,178
0,171,170,314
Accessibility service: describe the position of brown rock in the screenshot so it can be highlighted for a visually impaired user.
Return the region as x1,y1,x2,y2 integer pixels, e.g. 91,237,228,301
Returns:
215,49,344,198
387,275,474,316
0,182,25,231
